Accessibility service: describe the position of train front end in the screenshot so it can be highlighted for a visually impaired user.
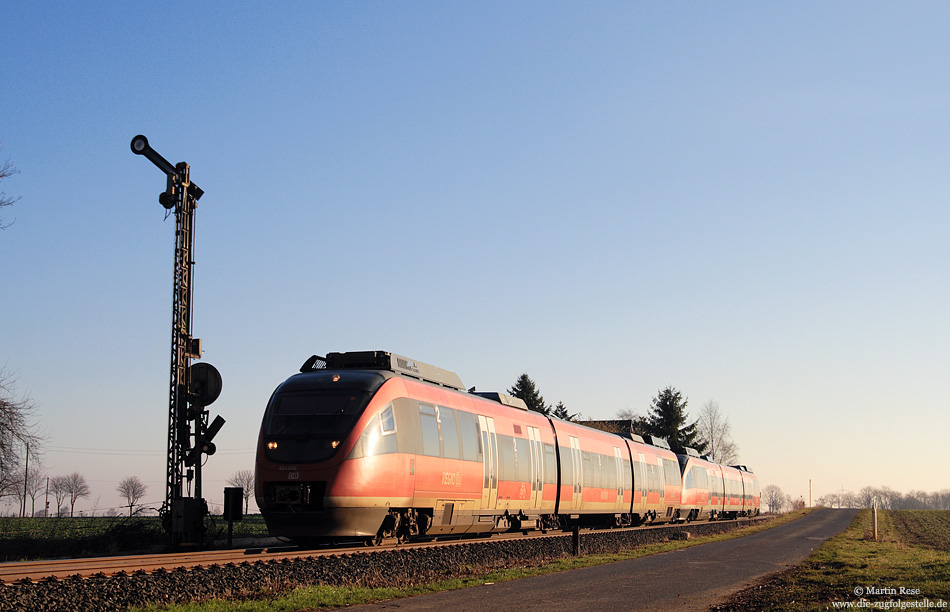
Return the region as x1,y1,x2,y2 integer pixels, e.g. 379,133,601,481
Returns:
255,354,403,542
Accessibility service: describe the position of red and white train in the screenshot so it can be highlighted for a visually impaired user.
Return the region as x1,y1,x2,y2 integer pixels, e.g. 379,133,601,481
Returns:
255,351,759,544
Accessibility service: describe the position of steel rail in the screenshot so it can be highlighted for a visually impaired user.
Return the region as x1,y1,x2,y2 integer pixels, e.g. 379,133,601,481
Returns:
0,518,763,583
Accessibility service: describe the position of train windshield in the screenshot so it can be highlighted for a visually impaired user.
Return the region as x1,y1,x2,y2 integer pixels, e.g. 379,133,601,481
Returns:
266,392,368,436
262,371,386,463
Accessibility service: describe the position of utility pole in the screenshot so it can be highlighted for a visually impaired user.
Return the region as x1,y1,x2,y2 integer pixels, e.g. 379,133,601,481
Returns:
21,441,28,518
131,136,224,548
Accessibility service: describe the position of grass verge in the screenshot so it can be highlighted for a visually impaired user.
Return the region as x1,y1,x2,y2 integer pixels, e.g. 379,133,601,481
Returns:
713,510,950,611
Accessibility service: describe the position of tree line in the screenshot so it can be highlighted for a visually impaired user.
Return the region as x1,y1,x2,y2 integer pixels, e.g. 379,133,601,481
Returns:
817,486,950,511
761,484,950,514
2,470,258,518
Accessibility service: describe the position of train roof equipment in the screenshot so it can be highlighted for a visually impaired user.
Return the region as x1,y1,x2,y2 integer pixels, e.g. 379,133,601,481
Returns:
299,351,466,391
644,435,672,450
582,419,645,443
470,391,529,411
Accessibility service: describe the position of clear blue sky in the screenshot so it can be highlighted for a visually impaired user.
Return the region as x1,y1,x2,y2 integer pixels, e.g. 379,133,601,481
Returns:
1,2,947,514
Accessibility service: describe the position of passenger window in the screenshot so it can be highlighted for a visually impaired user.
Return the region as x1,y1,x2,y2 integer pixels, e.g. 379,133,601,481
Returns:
515,437,531,482
458,411,479,461
560,447,573,489
440,406,460,459
498,435,515,480
664,459,679,485
419,403,441,457
543,444,557,484
582,452,593,488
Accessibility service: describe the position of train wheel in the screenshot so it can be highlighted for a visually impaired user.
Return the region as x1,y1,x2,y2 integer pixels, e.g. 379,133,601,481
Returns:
395,510,413,543
419,511,431,536
376,511,399,544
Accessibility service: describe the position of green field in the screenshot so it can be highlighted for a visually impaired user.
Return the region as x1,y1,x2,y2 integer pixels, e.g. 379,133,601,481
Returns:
0,514,270,561
714,510,950,611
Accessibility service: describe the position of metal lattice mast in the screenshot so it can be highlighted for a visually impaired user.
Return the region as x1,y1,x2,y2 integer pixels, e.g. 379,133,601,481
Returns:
166,164,197,504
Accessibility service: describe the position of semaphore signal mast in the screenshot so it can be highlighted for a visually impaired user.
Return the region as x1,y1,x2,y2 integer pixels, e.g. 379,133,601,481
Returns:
130,135,224,548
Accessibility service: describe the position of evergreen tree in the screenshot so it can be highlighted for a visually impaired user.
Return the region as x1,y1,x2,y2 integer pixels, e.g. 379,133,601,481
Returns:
508,373,550,416
645,386,707,454
551,401,577,421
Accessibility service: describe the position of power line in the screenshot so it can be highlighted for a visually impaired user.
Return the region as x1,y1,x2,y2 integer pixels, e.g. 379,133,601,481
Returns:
47,446,254,456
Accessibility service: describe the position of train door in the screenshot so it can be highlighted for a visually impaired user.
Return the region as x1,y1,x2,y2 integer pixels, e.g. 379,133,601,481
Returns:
569,436,582,507
613,447,624,508
477,416,498,510
527,427,543,508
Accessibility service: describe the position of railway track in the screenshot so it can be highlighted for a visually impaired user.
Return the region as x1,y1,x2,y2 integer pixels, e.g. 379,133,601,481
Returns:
0,518,756,584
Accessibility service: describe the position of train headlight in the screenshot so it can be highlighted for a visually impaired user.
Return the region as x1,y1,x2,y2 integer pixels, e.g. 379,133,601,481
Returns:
267,441,278,450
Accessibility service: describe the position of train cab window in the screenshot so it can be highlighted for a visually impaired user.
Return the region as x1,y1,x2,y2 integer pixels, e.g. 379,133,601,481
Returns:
265,391,370,437
440,406,460,460
419,403,441,457
348,408,398,459
458,411,479,461
380,405,396,434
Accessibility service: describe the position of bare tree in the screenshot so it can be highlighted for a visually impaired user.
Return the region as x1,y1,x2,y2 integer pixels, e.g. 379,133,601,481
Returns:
25,465,45,516
877,486,900,510
0,368,42,501
8,471,25,515
50,475,70,517
116,476,148,517
226,469,255,514
695,399,739,465
65,472,90,517
858,486,876,508
0,141,19,230
840,490,857,508
762,484,786,513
